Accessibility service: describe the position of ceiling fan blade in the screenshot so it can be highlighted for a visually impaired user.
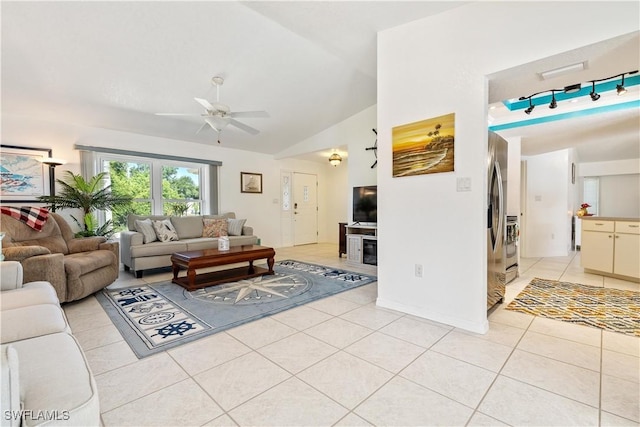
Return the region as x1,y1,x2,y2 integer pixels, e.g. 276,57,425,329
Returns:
194,97,214,111
204,118,223,132
155,113,203,116
229,111,270,118
196,122,208,134
229,119,260,135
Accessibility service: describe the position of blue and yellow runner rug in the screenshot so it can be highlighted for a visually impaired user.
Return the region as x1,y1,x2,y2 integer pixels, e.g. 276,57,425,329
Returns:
96,260,376,358
506,278,640,337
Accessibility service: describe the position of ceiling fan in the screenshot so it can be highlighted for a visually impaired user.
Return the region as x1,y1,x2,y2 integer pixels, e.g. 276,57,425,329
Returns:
155,76,269,140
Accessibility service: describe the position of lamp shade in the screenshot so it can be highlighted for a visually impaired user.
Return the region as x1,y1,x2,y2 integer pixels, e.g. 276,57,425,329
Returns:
41,157,66,166
328,153,342,167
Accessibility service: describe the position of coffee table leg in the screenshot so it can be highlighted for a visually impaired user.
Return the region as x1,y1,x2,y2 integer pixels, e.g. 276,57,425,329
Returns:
248,260,255,274
187,269,196,289
172,263,180,280
267,256,274,274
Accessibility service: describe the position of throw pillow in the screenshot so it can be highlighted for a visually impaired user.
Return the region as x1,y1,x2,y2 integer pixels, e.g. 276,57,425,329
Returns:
202,218,228,238
153,219,179,242
135,219,158,244
227,218,247,236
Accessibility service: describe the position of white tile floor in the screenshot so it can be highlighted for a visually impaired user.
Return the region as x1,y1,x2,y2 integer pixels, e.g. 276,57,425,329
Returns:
62,244,640,426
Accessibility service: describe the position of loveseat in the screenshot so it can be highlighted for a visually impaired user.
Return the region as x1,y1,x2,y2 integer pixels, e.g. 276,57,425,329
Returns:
0,261,100,427
0,211,120,303
120,212,258,278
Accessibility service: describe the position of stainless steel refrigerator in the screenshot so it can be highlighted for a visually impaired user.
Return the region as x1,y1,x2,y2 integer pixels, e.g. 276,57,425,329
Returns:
487,131,508,310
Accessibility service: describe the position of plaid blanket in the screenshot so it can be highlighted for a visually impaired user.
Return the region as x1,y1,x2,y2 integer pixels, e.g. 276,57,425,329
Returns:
0,206,50,231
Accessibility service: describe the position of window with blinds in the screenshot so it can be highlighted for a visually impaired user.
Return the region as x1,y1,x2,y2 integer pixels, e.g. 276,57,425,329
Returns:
583,177,600,216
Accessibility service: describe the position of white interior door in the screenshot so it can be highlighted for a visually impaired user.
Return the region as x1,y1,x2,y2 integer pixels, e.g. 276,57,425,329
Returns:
293,172,318,245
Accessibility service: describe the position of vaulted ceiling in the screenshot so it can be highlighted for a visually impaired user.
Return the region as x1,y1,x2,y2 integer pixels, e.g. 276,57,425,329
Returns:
2,2,638,163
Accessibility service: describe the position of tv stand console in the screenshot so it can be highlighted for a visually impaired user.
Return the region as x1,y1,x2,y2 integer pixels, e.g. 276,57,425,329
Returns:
345,224,377,267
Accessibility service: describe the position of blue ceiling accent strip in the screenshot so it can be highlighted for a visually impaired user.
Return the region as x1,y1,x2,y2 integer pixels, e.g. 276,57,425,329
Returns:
488,100,640,132
503,74,640,111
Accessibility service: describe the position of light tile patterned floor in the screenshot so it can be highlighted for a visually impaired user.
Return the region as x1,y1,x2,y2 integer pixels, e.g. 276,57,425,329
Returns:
63,244,640,426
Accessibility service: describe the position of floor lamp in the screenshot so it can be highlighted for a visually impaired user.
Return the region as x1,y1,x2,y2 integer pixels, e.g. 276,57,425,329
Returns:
41,157,66,212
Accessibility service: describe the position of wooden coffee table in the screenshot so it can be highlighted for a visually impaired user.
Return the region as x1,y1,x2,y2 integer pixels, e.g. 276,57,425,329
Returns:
171,245,276,291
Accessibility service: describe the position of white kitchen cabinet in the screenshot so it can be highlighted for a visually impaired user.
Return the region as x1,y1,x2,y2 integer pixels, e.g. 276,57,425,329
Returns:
613,221,640,279
582,229,614,273
581,218,640,281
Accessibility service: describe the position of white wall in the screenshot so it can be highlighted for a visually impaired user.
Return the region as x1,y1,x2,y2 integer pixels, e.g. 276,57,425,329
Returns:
523,149,571,257
1,114,332,248
377,2,639,333
600,174,640,217
579,159,640,218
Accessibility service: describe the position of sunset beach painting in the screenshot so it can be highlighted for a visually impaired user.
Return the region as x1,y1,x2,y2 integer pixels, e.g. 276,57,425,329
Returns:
392,113,455,177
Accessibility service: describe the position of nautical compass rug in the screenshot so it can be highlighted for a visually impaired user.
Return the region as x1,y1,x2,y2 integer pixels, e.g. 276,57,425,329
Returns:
96,260,377,358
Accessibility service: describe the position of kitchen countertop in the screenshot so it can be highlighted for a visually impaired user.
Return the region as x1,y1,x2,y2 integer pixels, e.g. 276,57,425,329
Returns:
580,216,640,222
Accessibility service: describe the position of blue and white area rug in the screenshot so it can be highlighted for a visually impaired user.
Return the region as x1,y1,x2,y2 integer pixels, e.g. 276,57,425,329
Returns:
96,260,376,358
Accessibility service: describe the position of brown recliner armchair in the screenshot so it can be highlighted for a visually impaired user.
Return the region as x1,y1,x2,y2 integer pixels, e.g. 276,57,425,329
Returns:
0,212,119,303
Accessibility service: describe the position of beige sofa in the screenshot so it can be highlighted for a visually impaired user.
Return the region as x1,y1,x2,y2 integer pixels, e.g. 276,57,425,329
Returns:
120,212,258,278
0,212,120,303
0,261,100,427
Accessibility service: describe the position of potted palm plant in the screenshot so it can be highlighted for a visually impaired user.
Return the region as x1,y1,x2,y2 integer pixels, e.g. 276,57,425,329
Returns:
38,171,132,237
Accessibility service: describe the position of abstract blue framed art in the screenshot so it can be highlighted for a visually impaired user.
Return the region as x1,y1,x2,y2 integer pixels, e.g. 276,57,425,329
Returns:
0,145,53,202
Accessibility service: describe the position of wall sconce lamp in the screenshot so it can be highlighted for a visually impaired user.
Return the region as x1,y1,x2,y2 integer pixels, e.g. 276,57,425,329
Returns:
328,152,342,167
518,69,637,114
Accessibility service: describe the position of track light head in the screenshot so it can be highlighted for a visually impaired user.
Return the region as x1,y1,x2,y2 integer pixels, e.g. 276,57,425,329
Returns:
549,91,557,109
617,75,627,95
524,98,535,115
589,81,600,101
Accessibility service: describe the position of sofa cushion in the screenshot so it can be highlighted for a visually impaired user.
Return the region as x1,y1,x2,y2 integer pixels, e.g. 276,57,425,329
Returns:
152,219,179,242
0,345,20,427
135,219,158,244
227,218,247,236
130,241,189,258
1,304,70,344
8,333,100,427
185,238,219,251
228,235,259,246
64,250,117,277
170,216,204,239
203,218,228,238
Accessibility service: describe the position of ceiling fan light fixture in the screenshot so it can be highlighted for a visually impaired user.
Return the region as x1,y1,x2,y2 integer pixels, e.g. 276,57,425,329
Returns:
328,153,342,167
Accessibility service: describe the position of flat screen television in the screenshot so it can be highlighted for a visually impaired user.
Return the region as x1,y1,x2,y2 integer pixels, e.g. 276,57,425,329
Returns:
353,186,377,224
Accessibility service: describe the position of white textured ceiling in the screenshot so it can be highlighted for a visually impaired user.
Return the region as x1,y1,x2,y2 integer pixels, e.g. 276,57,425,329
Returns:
1,2,638,163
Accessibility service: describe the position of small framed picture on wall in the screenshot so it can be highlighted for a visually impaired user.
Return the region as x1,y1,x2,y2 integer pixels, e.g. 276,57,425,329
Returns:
241,172,262,194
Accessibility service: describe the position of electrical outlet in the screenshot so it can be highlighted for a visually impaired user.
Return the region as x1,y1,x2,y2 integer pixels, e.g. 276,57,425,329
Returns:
415,264,423,278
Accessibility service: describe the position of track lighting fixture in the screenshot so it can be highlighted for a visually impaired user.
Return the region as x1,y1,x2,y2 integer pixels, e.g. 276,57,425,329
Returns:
589,81,600,101
517,70,637,114
549,90,557,109
524,98,535,115
616,75,627,95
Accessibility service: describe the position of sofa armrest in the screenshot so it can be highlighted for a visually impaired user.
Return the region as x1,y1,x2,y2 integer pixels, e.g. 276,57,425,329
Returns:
0,261,24,291
2,246,51,262
242,226,254,236
119,231,143,267
99,240,120,266
67,236,107,253
21,253,66,303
